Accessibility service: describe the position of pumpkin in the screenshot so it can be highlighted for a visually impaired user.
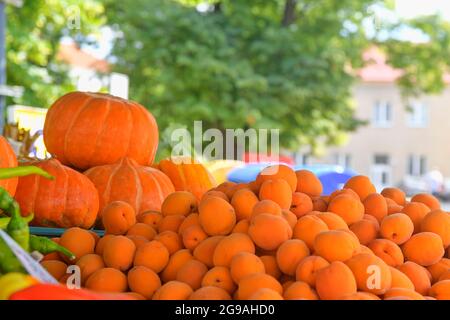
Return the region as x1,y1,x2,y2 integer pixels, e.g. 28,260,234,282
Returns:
0,136,18,196
14,159,99,229
43,91,158,170
158,157,216,201
84,157,175,219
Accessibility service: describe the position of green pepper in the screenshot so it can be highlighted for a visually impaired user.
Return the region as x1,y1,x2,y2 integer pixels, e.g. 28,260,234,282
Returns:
29,235,75,261
0,214,33,230
0,166,54,180
0,188,29,250
0,237,25,273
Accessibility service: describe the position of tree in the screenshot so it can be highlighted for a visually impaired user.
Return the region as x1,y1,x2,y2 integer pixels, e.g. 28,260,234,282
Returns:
5,0,104,108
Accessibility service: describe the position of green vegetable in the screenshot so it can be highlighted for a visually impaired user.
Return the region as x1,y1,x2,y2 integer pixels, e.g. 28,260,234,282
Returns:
0,237,25,273
0,166,54,180
29,235,75,261
0,188,29,251
0,214,33,230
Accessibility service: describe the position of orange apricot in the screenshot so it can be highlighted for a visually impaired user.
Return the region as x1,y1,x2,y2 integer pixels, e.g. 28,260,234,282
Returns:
85,268,127,293
176,259,208,290
402,232,444,266
344,175,376,201
259,179,292,210
368,239,404,267
260,255,282,279
136,210,162,229
428,280,450,300
401,202,430,233
328,188,360,202
213,233,255,267
314,212,349,230
126,223,156,241
76,254,105,285
381,188,406,206
290,192,313,218
363,193,388,223
341,292,380,300
276,239,310,276
438,270,450,281
231,188,259,221
256,164,297,192
427,258,450,283
95,234,115,256
101,201,136,235
315,261,357,300
237,273,283,300
161,191,198,216
349,217,379,246
157,215,186,233
230,252,265,283
248,213,292,251
201,266,236,294
198,196,236,236
328,195,364,225
293,215,329,250
251,200,282,219
312,197,328,212
214,182,237,199
282,210,297,230
41,260,68,281
154,231,183,255
189,286,231,300
232,219,250,234
134,240,169,273
153,281,193,300
295,170,323,197
420,210,450,248
389,266,415,290
177,213,200,235
379,213,414,245
249,288,284,300
126,235,149,250
128,266,161,299
193,236,224,268
397,261,432,295
295,255,330,287
59,227,95,263
181,224,207,250
202,190,229,202
314,230,358,262
161,249,194,283
103,235,136,271
283,281,318,300
384,288,425,300
411,193,440,211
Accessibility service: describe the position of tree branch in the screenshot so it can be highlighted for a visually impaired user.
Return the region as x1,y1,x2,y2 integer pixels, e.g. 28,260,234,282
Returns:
282,0,297,27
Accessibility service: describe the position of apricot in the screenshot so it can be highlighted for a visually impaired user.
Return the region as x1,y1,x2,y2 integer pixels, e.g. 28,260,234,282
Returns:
256,164,297,192
344,175,376,201
283,281,318,300
134,240,169,273
341,292,380,300
213,233,255,267
126,235,149,250
193,236,224,268
102,201,136,235
161,191,197,216
136,210,162,229
85,268,127,293
314,230,359,262
176,259,208,290
295,256,329,287
124,292,146,300
368,239,404,267
260,255,282,279
189,286,231,300
328,195,364,225
420,210,450,248
181,224,207,250
249,288,284,300
381,188,406,206
59,227,95,262
214,181,237,199
95,234,115,256
295,170,323,197
315,261,357,300
230,252,265,283
282,210,297,230
88,231,100,245
312,197,328,212
201,266,236,294
329,188,360,202
198,196,236,236
231,188,259,221
128,266,161,299
103,235,136,271
155,231,183,255
383,288,425,300
153,281,193,300
293,215,328,250
259,179,292,210
401,202,430,233
232,219,250,234
126,223,156,241
438,270,450,281
389,266,415,290
289,192,313,218
275,239,310,276
397,261,432,295
411,193,440,211
379,213,414,245
427,258,450,283
402,232,444,266
248,213,292,251
177,213,200,235
237,273,283,300
363,193,388,223
350,217,379,246
76,254,105,285
41,260,68,280
161,249,194,283
157,215,185,233
386,198,403,215
428,280,450,300
314,212,348,230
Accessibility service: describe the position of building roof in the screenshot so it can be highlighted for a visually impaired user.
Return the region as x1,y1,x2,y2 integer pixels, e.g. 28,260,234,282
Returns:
57,42,110,73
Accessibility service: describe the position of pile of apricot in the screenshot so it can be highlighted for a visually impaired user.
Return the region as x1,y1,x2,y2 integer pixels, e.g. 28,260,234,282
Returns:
41,165,450,300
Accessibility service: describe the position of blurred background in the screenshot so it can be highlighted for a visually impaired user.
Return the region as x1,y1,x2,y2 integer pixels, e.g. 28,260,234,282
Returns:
1,0,450,199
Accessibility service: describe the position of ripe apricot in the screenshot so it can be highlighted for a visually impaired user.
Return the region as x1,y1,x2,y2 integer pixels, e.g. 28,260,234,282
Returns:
230,252,265,283
290,192,313,218
379,213,414,245
259,179,292,210
368,239,404,267
402,232,444,266
161,191,197,216
397,261,432,295
251,200,282,219
231,188,259,221
293,215,329,250
41,260,68,280
420,210,450,248
134,240,169,273
76,254,105,285
312,197,328,212
428,280,450,300
198,196,236,236
349,217,379,246
283,281,318,300
328,195,364,225
95,234,115,256
363,193,388,223
295,256,330,287
124,292,146,300
384,288,425,300
102,201,136,235
249,288,284,300
315,261,357,300
275,239,310,276
389,266,414,290
155,231,183,255
248,214,292,251
215,181,237,199
161,249,194,283
427,258,450,283
237,273,283,300
202,190,229,202
232,219,250,234
126,223,156,241
189,286,231,300
103,235,136,271
193,236,224,268
314,230,358,262
411,193,440,211
314,212,348,230
329,188,360,202
260,255,282,279
59,227,95,262
295,169,323,197
88,231,100,245
157,215,185,233
128,266,161,299
201,266,236,294
176,259,208,290
126,235,149,250
137,210,162,229
438,270,450,281
85,268,127,293
385,198,403,215
344,175,376,201
177,213,200,235
153,281,193,300
256,164,297,192
341,292,380,300
401,202,430,233
282,210,297,230
182,224,207,250
213,233,255,267
381,188,406,206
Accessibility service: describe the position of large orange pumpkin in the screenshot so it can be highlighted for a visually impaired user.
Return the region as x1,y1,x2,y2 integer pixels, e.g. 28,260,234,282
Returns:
0,136,18,196
43,92,158,170
14,159,99,229
158,157,216,201
85,157,175,219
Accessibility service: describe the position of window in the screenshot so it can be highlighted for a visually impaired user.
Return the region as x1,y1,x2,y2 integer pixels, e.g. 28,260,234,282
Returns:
407,155,427,176
371,154,392,189
407,101,428,128
333,153,352,168
373,101,393,127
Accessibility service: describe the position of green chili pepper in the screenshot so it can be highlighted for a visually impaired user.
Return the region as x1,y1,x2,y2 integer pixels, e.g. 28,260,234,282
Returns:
0,166,54,180
0,214,33,230
0,188,29,251
0,237,25,273
29,235,75,261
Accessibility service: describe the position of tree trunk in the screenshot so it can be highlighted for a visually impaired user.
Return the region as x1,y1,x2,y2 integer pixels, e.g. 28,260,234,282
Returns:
282,0,297,26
